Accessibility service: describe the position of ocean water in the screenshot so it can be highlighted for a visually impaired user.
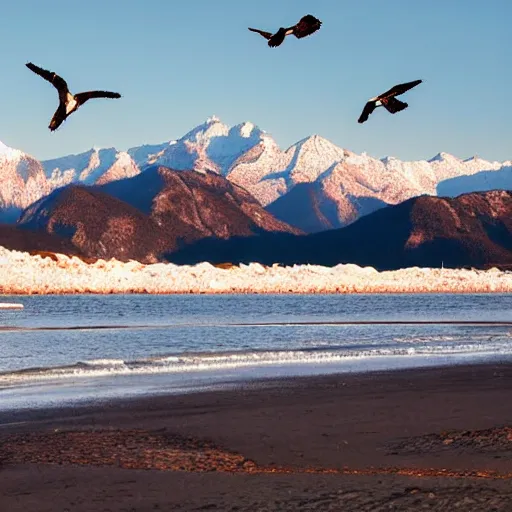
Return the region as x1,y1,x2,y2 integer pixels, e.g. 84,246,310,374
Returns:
0,294,511,410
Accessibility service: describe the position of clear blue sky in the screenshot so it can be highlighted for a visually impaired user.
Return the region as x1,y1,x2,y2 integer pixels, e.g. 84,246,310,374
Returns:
1,0,510,162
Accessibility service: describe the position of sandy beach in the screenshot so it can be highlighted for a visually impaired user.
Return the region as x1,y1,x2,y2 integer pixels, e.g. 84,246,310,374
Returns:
1,362,512,511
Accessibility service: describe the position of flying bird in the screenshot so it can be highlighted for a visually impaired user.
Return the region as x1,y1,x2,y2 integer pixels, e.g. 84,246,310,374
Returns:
249,14,322,48
358,80,423,124
26,62,121,131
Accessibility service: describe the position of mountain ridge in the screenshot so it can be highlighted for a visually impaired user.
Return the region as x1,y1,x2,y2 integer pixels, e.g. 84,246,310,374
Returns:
0,117,509,230
167,190,512,271
13,166,300,263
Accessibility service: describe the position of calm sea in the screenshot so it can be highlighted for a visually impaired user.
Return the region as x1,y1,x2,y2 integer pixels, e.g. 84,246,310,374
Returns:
0,294,511,410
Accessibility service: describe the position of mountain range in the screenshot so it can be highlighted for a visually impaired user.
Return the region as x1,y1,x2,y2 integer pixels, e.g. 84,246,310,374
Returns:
14,167,299,263
1,116,510,231
168,190,512,271
2,171,511,270
0,117,510,271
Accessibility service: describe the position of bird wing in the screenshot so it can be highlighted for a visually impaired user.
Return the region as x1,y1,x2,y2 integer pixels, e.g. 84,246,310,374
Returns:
358,101,376,123
48,104,67,132
74,90,121,106
292,15,322,39
378,79,422,99
26,62,69,100
382,97,408,114
268,27,288,47
248,27,273,40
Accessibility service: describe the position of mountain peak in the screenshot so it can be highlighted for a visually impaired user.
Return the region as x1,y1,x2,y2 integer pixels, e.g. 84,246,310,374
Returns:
2,118,510,234
293,134,340,150
0,140,17,158
237,121,256,137
292,134,346,161
230,121,265,141
429,152,458,163
181,117,229,143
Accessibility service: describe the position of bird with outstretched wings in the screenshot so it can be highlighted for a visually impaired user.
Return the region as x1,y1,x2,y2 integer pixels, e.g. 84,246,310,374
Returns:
26,62,121,131
249,14,322,48
358,80,422,124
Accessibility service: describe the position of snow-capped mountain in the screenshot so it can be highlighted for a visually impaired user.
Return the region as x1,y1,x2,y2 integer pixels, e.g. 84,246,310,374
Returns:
42,147,140,188
260,147,511,231
128,117,508,229
0,140,49,222
0,117,509,230
437,162,512,197
0,142,140,222
128,116,269,176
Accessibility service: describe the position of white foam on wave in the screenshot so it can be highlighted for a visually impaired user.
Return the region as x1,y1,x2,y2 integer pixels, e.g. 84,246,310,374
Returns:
3,340,512,387
81,359,127,367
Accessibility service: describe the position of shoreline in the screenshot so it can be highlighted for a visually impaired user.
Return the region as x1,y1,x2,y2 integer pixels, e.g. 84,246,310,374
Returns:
2,354,511,413
1,361,512,510
4,289,512,295
0,359,510,426
3,288,511,295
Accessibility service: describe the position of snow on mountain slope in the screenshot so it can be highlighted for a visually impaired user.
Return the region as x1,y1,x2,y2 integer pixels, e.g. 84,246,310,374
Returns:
0,141,49,219
128,116,266,176
265,149,512,231
95,151,140,185
126,122,352,204
1,117,509,230
281,135,349,185
225,134,350,206
42,148,140,188
428,153,504,183
437,163,512,197
127,141,174,167
224,130,290,205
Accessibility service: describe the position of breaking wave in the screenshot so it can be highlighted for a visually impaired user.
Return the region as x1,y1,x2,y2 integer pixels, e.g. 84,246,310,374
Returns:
2,339,512,387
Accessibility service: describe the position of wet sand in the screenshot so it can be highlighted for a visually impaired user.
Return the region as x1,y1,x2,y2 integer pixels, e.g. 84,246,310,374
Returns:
1,362,512,511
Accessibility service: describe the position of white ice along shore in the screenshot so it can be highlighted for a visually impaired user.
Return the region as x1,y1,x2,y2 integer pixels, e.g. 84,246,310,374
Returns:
0,303,23,309
0,247,511,294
